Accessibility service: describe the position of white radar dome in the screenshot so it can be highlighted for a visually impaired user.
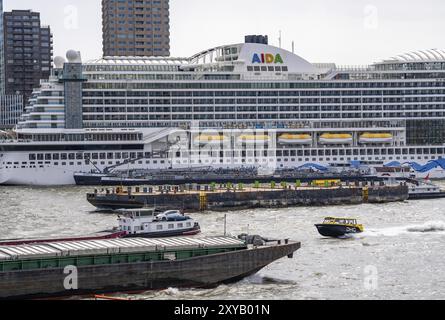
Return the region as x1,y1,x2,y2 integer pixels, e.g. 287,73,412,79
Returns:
66,50,81,63
54,56,66,69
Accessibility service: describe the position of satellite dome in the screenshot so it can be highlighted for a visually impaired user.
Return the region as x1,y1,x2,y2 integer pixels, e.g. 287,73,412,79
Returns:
66,50,81,63
54,56,66,68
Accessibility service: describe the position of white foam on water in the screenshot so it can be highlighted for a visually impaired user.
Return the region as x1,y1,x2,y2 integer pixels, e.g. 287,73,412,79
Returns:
356,221,445,238
406,221,445,233
163,287,180,296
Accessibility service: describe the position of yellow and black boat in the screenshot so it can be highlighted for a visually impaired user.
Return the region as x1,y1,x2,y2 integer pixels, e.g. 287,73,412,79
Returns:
315,217,364,238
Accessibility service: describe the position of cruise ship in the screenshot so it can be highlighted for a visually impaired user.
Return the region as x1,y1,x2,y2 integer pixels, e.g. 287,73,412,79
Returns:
1,38,445,185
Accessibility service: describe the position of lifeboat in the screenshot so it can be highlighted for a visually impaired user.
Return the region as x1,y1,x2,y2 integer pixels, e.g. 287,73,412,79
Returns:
278,134,312,145
237,134,271,145
359,133,393,144
319,133,353,145
194,134,229,145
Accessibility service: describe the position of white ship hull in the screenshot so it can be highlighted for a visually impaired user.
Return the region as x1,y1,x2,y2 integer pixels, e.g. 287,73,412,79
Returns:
1,149,445,185
0,166,77,185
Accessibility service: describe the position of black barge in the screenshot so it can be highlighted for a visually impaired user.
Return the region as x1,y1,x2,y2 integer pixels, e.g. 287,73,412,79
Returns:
87,182,409,212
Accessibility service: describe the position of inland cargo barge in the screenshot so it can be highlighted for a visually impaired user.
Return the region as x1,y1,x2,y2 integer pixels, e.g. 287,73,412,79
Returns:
87,182,409,211
0,236,300,300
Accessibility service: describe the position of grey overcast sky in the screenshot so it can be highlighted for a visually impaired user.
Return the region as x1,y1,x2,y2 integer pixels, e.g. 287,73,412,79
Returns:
4,0,445,65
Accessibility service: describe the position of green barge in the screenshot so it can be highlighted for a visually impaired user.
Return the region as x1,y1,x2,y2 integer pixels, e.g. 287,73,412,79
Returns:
0,236,300,299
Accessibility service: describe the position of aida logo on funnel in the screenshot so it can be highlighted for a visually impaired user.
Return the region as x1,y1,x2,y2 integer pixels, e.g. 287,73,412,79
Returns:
252,53,284,64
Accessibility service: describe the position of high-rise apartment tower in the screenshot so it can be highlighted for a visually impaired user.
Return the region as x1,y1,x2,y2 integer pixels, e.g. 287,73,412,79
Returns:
3,10,53,103
102,0,170,57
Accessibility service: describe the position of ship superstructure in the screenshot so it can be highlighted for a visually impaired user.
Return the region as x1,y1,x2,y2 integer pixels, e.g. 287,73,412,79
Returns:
1,42,445,185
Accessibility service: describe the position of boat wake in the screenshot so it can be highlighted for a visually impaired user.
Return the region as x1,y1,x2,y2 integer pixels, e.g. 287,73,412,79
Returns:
357,221,445,238
406,221,445,233
243,273,297,285
129,275,297,300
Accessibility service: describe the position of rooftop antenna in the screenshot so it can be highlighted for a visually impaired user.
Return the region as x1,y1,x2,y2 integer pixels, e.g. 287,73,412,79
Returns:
279,30,282,48
292,41,295,54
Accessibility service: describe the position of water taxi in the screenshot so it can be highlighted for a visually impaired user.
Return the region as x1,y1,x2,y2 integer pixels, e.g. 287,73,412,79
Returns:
116,208,201,238
315,217,364,238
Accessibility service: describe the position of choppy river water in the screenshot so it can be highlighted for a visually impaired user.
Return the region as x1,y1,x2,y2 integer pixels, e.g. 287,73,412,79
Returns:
1,183,445,300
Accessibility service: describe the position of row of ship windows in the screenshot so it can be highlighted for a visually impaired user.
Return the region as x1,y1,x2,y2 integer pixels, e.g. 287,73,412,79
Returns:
83,87,445,94
2,155,440,170
80,105,445,113
3,159,166,168
22,147,445,162
123,223,193,233
80,113,445,121
81,89,445,97
82,82,445,90
80,99,445,105
28,152,151,161
246,66,289,72
80,106,445,112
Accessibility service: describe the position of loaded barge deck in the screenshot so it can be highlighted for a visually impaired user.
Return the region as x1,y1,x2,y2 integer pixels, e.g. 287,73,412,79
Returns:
0,236,300,300
87,181,409,211
75,171,382,186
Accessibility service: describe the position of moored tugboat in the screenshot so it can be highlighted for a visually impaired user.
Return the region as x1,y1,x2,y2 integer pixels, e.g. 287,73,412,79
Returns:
315,217,364,238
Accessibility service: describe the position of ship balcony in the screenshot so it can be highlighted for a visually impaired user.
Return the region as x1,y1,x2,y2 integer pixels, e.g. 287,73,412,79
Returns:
38,95,64,99
35,103,64,109
28,113,65,118
24,119,65,124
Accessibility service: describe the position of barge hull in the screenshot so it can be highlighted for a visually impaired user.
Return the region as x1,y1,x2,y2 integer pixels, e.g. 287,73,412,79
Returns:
0,242,300,300
408,192,445,200
88,185,409,212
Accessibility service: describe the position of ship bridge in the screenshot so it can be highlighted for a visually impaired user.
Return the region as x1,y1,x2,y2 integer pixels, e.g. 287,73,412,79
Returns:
184,43,320,79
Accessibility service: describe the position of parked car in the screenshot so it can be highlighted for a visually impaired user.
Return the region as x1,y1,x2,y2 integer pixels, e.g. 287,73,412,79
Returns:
156,210,189,222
